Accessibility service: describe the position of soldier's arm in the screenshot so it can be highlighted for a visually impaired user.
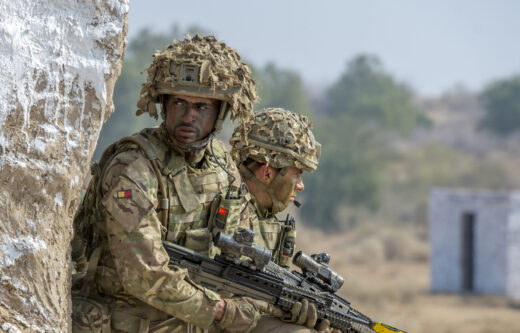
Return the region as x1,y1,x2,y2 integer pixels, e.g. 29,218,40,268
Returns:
100,150,221,328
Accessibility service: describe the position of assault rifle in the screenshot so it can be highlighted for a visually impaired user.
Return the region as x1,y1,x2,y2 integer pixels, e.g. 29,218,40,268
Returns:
162,229,405,333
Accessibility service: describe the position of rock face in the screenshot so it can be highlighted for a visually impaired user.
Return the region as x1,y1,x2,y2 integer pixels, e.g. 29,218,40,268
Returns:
0,1,129,331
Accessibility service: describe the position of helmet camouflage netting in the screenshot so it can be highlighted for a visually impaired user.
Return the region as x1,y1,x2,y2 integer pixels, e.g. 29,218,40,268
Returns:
136,35,258,138
230,108,321,172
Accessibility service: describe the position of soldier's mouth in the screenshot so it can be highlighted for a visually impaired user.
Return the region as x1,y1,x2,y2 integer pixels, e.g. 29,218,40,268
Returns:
175,125,199,138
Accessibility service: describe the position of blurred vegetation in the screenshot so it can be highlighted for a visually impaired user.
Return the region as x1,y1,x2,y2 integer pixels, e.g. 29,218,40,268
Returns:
479,74,520,136
94,26,520,232
301,55,428,230
325,55,430,133
301,116,383,230
252,63,312,116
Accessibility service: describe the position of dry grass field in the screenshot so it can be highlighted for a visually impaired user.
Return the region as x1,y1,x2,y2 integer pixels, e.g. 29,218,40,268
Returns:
295,225,520,333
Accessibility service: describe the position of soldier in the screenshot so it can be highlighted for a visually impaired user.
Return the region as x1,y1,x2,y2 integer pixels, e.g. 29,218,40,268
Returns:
71,35,280,332
230,108,339,333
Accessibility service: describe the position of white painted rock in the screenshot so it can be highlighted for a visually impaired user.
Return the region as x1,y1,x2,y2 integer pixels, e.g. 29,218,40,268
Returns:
0,1,129,331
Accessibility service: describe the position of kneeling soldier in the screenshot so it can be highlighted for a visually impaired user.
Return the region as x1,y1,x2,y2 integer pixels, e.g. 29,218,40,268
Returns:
71,36,279,333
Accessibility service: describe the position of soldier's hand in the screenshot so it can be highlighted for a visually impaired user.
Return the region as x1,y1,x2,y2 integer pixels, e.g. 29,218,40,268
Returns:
215,297,284,333
283,299,318,328
315,318,342,333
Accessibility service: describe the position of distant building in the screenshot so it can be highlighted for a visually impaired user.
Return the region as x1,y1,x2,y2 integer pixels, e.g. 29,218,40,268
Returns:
429,188,520,300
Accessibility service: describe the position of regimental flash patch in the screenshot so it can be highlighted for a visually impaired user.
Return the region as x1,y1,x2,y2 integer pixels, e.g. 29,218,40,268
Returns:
117,190,132,199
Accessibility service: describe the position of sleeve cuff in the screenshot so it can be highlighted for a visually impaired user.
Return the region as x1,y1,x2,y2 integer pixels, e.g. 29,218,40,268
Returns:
174,287,221,329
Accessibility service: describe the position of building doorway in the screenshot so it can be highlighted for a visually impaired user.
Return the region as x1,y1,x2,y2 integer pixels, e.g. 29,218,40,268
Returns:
461,212,475,292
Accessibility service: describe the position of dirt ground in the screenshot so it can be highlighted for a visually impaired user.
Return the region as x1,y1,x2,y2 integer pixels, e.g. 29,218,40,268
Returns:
295,226,520,333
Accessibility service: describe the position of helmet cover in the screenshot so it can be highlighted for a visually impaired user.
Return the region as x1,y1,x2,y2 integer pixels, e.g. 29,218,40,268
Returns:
136,35,258,138
230,107,321,172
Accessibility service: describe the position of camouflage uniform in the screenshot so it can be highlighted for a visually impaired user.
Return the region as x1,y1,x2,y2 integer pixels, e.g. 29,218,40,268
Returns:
230,108,323,333
72,36,259,333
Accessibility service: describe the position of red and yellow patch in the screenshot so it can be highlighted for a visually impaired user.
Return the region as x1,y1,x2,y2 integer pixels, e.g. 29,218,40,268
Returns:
218,207,227,216
117,190,132,199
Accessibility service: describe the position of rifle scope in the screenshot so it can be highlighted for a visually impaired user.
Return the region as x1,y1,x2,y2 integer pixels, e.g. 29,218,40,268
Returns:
214,231,272,270
293,251,345,291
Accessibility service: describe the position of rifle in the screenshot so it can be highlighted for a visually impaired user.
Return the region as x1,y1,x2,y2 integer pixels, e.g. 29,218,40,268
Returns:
162,229,405,333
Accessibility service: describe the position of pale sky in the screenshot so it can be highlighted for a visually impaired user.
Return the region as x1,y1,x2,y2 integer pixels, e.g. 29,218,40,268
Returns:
127,0,520,97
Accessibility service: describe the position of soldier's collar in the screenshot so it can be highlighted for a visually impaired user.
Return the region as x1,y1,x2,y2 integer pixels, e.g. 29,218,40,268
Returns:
250,194,273,219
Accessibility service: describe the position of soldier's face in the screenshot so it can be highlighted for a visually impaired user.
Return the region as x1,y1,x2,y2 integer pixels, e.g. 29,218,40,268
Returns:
164,94,219,143
271,167,304,208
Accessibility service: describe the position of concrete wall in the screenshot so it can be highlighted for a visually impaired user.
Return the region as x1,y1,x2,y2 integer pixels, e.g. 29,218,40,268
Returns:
507,195,520,300
430,189,462,293
430,189,512,295
474,195,508,294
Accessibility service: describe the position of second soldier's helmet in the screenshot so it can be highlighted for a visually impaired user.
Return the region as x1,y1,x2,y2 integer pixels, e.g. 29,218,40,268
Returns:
230,108,321,172
136,35,257,144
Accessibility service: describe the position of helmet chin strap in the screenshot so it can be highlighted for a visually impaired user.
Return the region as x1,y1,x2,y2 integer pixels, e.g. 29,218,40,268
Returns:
239,164,289,214
170,132,213,152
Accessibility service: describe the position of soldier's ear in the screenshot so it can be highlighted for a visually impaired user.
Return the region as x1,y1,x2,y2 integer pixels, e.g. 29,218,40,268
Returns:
255,164,272,184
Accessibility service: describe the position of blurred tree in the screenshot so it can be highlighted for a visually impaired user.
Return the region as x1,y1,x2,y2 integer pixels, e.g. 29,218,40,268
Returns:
252,63,312,116
325,55,429,133
93,25,209,160
479,74,520,136
299,54,427,230
300,115,382,230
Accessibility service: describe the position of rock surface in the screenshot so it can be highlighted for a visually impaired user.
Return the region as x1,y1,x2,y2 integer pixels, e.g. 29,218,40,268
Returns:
0,1,129,331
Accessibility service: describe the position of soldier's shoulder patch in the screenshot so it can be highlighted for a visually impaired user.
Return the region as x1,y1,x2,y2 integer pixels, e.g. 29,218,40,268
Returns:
117,189,132,199
101,177,154,233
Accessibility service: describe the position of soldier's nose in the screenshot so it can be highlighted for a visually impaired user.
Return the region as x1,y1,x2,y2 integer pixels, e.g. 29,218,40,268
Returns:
182,106,198,122
295,179,304,192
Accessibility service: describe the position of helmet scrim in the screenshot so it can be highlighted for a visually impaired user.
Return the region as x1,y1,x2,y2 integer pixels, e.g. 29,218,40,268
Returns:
230,107,321,172
136,35,258,139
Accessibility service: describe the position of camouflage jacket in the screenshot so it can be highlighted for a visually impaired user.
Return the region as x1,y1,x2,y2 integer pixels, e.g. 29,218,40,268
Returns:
245,195,295,268
92,126,247,329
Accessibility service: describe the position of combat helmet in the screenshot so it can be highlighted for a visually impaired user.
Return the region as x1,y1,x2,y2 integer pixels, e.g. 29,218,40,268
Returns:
230,107,321,213
136,35,258,151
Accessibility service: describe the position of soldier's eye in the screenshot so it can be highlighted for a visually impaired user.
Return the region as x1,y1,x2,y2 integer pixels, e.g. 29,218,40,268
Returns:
172,99,187,108
196,104,211,112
